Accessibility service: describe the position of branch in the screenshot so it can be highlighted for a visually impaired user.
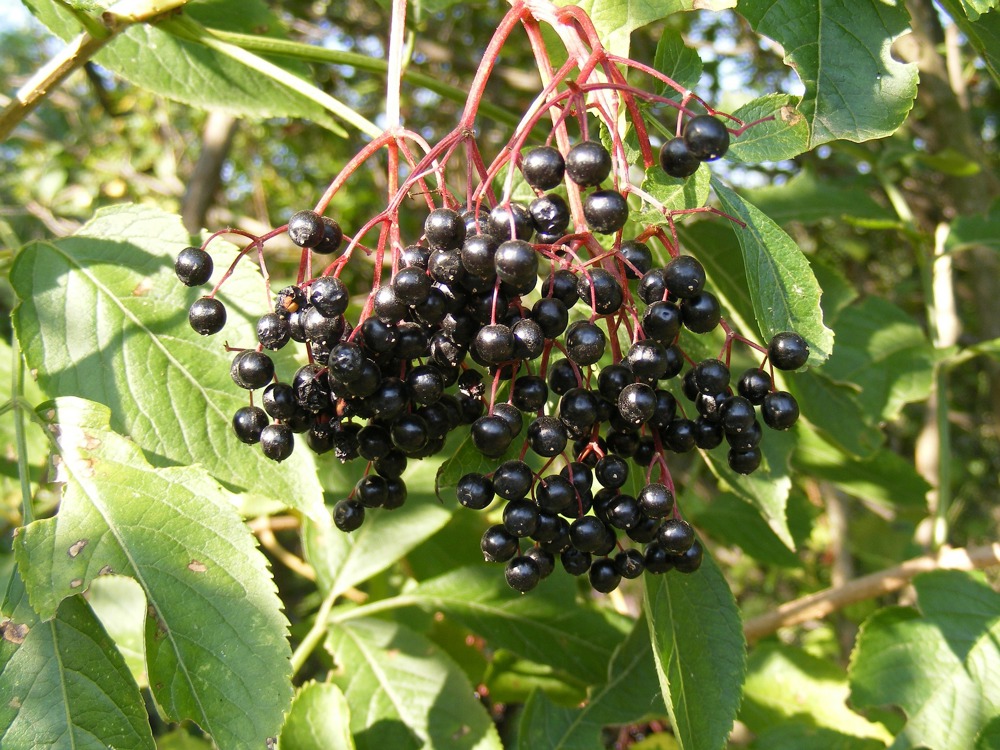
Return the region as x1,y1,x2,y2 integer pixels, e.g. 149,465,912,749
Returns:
744,543,1000,643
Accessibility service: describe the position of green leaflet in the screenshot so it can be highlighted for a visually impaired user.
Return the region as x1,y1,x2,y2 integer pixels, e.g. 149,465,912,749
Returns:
0,570,154,750
737,0,918,147
644,550,746,750
10,203,325,521
326,617,503,750
849,570,1000,750
13,398,292,750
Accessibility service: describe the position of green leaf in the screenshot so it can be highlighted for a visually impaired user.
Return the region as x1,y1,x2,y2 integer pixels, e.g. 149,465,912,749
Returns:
435,431,521,502
713,180,834,365
155,730,215,750
644,551,744,750
701,427,796,550
737,0,918,147
23,0,358,134
13,397,292,750
787,371,883,459
742,643,892,745
562,0,735,57
945,0,1000,22
304,456,454,597
86,575,148,687
727,94,809,164
820,297,935,422
793,429,929,513
652,29,703,96
371,565,628,685
742,170,895,227
516,617,666,750
690,492,802,567
326,617,503,750
279,682,355,750
849,570,1000,750
977,716,1000,750
10,203,325,521
0,585,155,750
638,164,712,224
749,725,887,750
946,198,1000,254
937,2,1000,84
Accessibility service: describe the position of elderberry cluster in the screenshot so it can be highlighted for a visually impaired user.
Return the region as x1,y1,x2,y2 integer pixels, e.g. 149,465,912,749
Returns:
176,114,810,595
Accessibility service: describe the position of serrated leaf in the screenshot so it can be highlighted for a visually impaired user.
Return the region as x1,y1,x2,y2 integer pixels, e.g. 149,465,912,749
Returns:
849,570,1000,750
742,643,892,744
10,203,325,522
279,682,355,750
737,0,918,147
702,427,795,550
369,565,628,685
820,296,935,422
713,179,834,365
644,551,745,750
793,429,929,512
749,725,887,750
23,0,351,133
0,584,155,750
326,617,503,750
691,492,802,567
727,94,809,164
742,169,894,226
13,397,292,750
638,165,712,224
516,617,666,750
304,456,453,597
562,0,735,58
652,29,702,96
787,371,883,458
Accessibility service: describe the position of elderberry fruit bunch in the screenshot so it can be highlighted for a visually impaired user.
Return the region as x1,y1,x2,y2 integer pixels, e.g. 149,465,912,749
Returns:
178,105,811,594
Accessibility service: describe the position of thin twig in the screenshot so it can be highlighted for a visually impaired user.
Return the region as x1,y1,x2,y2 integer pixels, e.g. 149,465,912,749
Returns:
256,526,315,581
744,543,1000,643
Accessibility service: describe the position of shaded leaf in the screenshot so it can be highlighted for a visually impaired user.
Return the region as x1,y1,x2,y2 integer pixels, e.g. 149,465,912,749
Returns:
279,682,355,750
727,94,809,164
749,725,887,750
741,643,891,744
701,427,796,550
638,164,712,224
326,617,503,750
787,371,883,459
366,565,628,685
14,398,292,749
691,492,802,567
435,430,520,502
849,570,1000,750
977,715,1000,750
10,204,325,521
86,575,148,687
652,28,702,96
937,1,1000,84
820,297,935,422
0,569,154,750
945,198,1000,254
304,455,454,597
742,170,894,226
713,180,834,365
516,617,666,750
644,550,745,750
793,429,929,513
24,0,350,133
737,0,918,147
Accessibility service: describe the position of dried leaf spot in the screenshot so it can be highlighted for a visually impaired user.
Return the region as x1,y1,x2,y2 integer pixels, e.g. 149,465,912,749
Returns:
99,565,114,576
43,407,54,420
188,560,208,573
132,277,154,296
8,697,21,710
1,619,29,645
780,105,803,126
69,578,83,589
68,539,88,558
78,458,97,477
452,726,471,741
82,432,102,451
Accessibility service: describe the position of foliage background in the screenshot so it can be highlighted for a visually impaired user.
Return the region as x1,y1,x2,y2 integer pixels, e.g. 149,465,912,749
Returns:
0,0,998,749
